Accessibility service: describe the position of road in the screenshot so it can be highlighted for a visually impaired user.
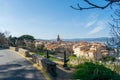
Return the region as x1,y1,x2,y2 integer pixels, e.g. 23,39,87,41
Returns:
0,49,45,80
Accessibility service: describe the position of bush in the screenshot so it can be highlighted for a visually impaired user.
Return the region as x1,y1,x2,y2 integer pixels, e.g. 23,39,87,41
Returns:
48,57,59,61
36,52,45,57
68,55,76,60
103,56,115,61
72,62,120,80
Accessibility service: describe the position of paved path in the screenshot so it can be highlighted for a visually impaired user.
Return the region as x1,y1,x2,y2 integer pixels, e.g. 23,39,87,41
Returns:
0,49,45,80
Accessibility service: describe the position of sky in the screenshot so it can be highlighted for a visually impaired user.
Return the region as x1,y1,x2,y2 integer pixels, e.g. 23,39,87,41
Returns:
0,0,116,39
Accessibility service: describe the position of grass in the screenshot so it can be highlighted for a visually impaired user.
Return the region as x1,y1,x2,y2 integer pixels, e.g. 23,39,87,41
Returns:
68,63,76,68
48,57,59,61
35,52,45,57
35,51,60,62
68,55,76,60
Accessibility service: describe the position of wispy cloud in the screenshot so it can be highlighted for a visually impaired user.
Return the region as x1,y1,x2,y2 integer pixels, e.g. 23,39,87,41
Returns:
88,21,106,34
85,12,98,28
85,20,96,28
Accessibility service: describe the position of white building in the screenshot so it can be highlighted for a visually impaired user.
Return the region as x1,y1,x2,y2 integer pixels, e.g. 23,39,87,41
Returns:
73,41,109,60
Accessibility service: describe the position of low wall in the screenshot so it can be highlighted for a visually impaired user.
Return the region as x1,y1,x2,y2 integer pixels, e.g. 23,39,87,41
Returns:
9,46,30,57
41,58,57,77
9,46,16,51
31,54,57,77
32,54,43,66
19,48,30,57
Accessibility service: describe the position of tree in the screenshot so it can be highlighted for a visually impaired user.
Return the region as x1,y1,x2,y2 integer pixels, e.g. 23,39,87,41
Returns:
18,35,35,41
17,34,35,47
109,5,120,48
8,36,18,47
36,44,45,52
16,35,35,51
71,0,120,10
0,32,9,48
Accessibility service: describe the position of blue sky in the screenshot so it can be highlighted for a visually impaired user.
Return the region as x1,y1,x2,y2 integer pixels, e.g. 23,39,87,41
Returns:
0,0,115,39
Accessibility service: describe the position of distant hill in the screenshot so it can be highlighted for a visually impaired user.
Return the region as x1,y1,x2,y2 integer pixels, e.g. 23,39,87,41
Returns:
51,37,110,43
36,37,110,43
35,39,50,42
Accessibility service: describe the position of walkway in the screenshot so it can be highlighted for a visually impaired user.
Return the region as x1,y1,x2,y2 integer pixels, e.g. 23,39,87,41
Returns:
0,49,45,80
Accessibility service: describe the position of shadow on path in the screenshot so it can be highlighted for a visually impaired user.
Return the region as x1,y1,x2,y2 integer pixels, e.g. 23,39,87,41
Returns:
56,65,73,80
0,59,45,80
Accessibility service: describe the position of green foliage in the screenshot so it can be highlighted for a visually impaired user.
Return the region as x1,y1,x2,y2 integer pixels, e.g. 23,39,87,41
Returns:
14,34,35,51
8,36,18,46
48,57,58,61
68,63,76,68
18,35,35,40
0,32,9,48
68,55,76,60
106,63,120,74
27,43,35,51
36,44,45,52
36,52,45,57
72,62,120,80
103,56,115,61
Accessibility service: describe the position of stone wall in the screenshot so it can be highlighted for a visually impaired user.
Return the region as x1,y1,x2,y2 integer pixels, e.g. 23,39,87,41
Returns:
41,58,57,77
9,46,16,51
32,54,43,66
9,46,31,57
31,54,57,77
19,48,29,57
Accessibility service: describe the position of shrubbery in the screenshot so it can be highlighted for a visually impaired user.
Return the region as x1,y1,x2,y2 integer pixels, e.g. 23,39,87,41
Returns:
103,56,115,61
72,62,120,80
68,55,76,60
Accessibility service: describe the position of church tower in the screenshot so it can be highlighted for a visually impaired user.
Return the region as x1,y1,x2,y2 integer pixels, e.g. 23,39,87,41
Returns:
57,35,61,42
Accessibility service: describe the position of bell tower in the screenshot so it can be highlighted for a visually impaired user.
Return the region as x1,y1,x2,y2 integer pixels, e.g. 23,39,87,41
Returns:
57,35,61,42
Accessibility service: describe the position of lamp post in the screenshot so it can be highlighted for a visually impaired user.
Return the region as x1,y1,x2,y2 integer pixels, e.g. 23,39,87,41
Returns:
63,51,70,70
46,50,49,58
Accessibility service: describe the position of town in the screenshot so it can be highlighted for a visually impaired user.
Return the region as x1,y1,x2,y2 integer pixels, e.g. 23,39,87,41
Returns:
34,35,118,60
